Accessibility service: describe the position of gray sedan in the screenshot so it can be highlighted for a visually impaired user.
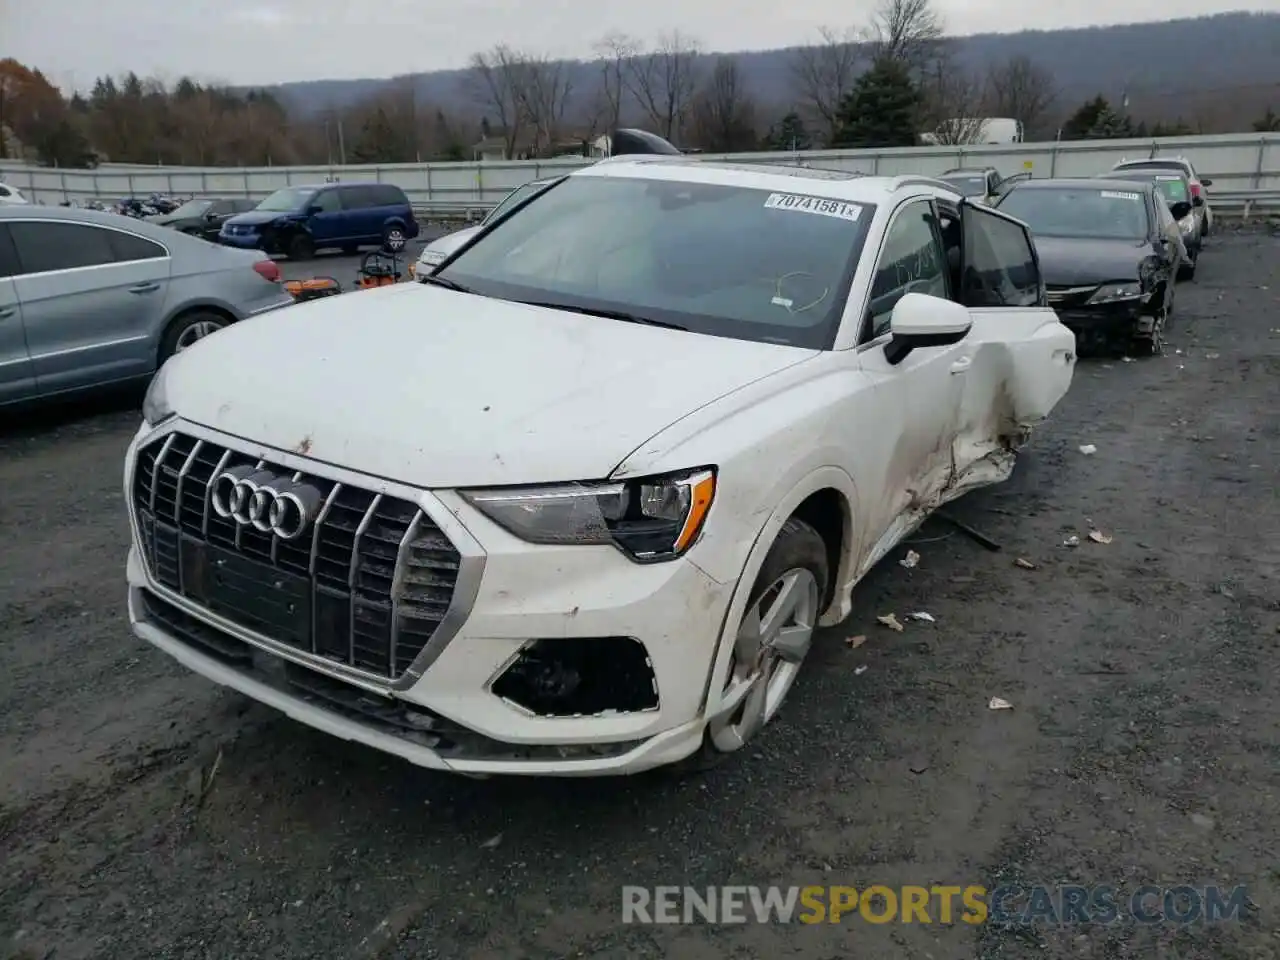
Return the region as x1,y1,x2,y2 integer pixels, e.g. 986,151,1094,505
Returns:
0,205,295,408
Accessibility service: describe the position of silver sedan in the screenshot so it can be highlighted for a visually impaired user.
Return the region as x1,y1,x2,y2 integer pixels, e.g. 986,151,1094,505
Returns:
1,204,295,408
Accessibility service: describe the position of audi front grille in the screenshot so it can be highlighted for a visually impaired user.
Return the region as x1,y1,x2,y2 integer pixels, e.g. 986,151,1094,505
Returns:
130,432,462,682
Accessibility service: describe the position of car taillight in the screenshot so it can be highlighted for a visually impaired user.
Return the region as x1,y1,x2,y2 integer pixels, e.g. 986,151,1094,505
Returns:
1189,182,1202,199
253,260,281,283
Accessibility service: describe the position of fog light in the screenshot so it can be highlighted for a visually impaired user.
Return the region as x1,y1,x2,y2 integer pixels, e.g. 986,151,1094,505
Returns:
491,637,659,717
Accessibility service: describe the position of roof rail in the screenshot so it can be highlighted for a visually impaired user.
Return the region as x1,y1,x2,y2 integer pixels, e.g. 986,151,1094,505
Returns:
890,174,962,193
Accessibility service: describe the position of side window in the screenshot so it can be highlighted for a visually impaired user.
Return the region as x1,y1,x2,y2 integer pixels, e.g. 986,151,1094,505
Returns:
9,221,117,274
337,186,374,210
373,185,405,207
0,225,19,277
312,190,343,213
235,198,257,213
865,200,948,340
960,206,1041,308
0,185,11,198
108,230,167,263
207,200,231,216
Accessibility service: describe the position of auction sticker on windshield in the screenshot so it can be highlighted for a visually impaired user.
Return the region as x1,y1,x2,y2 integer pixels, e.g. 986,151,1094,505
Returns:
1100,191,1142,201
764,193,863,221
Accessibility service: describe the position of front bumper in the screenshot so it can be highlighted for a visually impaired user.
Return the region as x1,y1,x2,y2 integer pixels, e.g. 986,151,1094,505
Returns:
1053,300,1147,334
123,420,733,776
219,231,264,250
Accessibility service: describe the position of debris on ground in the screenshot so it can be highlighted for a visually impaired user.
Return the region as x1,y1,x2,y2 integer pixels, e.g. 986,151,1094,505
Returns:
1088,530,1114,544
1205,352,1220,359
1121,356,1134,363
877,613,905,632
854,665,868,676
899,549,920,569
907,612,936,623
909,760,929,774
480,834,503,850
1063,535,1080,547
846,634,867,649
1079,444,1097,455
1014,557,1037,570
938,511,1002,552
988,697,1014,711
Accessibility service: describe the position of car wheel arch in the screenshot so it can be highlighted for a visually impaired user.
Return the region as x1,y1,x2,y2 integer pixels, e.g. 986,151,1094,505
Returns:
696,467,861,724
155,304,238,368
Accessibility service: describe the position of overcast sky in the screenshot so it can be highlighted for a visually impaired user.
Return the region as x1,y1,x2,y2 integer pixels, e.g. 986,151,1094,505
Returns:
8,0,1276,90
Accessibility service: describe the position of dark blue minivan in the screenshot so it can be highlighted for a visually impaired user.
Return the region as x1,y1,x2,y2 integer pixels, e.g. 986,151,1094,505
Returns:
219,181,419,260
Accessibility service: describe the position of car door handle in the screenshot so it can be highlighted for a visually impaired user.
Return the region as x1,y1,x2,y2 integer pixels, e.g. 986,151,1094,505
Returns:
0,306,14,319
129,282,161,294
950,356,973,374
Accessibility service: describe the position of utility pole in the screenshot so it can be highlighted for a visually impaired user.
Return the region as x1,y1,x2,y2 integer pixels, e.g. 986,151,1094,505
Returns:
337,119,347,165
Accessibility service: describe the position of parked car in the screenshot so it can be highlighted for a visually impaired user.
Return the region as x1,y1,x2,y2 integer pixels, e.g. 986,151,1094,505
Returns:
147,197,259,241
1102,169,1202,278
125,160,1075,778
0,205,293,408
996,177,1187,355
937,167,1023,204
219,182,420,260
415,178,561,276
0,183,29,205
1111,156,1213,236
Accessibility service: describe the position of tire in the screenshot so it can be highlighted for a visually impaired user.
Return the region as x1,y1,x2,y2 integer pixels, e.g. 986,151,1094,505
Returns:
287,233,315,260
158,310,230,364
672,517,829,774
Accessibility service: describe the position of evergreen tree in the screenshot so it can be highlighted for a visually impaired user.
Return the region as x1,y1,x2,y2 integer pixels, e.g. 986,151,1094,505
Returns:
762,112,813,151
829,58,920,149
1253,107,1280,132
351,107,401,163
1061,95,1109,140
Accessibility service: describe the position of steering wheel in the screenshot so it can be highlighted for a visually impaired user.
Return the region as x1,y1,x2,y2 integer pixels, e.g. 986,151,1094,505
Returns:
770,271,830,315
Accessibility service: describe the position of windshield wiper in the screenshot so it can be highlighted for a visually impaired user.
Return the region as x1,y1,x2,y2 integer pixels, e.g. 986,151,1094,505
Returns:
419,274,474,294
516,301,687,331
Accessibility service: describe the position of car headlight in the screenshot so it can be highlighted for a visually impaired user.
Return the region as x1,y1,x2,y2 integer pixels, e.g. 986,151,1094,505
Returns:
461,468,716,562
141,362,175,426
1087,282,1142,304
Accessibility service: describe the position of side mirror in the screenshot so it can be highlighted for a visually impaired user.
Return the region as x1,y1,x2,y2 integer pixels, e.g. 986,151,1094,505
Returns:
204,211,218,221
306,204,324,216
1169,201,1192,220
1200,178,1213,187
1192,195,1205,207
884,293,972,365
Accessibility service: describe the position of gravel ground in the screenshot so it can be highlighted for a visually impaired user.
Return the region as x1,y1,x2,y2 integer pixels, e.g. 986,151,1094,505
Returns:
1,231,1277,960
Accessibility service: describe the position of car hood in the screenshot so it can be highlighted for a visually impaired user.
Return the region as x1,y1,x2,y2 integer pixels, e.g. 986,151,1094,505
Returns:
224,210,288,228
164,284,819,488
1033,236,1150,286
421,225,482,260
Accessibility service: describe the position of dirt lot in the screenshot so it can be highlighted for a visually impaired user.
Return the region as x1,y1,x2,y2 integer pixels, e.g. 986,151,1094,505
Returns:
2,231,1277,960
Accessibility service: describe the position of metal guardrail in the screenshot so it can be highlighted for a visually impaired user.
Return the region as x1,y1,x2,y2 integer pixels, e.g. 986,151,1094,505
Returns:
411,188,1280,224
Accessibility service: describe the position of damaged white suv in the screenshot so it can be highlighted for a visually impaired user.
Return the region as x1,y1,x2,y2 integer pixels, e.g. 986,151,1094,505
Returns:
125,158,1076,777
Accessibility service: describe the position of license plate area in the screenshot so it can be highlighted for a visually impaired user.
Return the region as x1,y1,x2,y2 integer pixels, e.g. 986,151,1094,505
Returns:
180,535,312,650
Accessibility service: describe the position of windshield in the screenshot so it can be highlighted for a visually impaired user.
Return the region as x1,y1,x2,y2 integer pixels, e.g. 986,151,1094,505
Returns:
484,181,551,224
169,199,213,217
941,175,987,196
436,175,876,349
997,187,1150,241
256,187,314,212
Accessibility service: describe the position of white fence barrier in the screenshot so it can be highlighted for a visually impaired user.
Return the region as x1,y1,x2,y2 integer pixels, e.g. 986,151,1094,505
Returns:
2,133,1277,207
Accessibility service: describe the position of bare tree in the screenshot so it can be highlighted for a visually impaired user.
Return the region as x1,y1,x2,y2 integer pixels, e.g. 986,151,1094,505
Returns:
987,55,1058,140
626,30,702,141
593,33,639,132
787,26,863,146
869,0,944,72
918,51,989,144
464,45,530,158
514,55,574,155
690,56,758,153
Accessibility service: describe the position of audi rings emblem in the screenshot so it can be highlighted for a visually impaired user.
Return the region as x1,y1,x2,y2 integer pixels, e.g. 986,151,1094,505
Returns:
210,464,324,541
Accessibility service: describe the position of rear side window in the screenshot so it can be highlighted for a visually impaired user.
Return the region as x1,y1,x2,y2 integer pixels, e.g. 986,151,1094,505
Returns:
9,221,117,273
109,230,167,262
961,206,1041,308
368,184,407,207
0,225,19,277
234,198,258,212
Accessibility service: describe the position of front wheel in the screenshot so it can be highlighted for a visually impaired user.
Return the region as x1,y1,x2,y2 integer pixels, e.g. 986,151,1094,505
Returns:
675,517,828,773
287,233,315,260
